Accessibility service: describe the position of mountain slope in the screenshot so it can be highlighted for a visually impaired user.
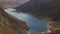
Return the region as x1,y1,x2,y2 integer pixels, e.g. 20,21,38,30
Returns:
15,0,60,20
0,7,28,34
0,0,30,9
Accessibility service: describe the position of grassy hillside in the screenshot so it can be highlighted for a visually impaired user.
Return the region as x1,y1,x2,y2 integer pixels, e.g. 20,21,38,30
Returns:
0,15,28,34
0,9,28,34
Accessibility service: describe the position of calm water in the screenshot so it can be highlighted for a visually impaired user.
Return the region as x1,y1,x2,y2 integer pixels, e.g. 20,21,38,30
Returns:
4,8,48,32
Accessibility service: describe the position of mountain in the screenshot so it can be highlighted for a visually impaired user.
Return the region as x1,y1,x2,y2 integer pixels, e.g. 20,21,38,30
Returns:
15,0,60,20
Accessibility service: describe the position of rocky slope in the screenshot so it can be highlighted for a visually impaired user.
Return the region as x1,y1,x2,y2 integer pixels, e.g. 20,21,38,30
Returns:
0,8,28,34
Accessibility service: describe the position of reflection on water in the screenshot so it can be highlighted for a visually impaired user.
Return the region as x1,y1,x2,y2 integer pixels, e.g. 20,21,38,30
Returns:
5,8,48,32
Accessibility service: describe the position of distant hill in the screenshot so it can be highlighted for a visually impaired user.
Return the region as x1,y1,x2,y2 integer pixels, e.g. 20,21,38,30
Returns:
15,0,60,20
0,0,30,9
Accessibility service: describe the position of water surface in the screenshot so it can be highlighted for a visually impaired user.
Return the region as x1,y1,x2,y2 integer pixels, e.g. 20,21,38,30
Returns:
4,8,48,32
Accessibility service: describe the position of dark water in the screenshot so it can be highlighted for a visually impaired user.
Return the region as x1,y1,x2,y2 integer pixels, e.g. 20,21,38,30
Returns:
4,8,48,32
